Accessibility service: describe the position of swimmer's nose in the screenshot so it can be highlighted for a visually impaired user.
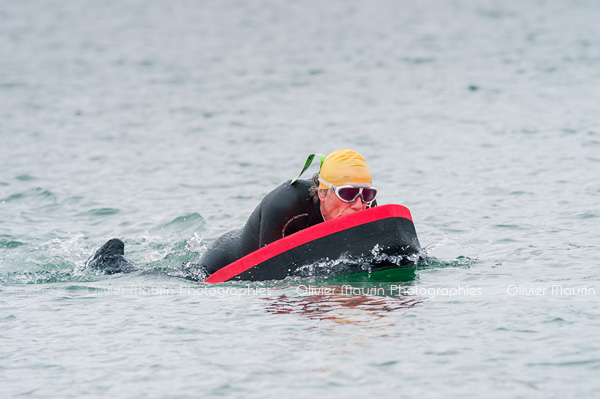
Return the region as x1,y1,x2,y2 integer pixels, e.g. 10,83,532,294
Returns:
350,197,364,210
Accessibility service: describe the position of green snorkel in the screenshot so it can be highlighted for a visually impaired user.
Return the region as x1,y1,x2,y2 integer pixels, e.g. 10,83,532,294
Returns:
291,153,326,185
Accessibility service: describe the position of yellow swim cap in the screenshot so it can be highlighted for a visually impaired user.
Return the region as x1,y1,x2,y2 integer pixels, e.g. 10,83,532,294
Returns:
319,149,372,189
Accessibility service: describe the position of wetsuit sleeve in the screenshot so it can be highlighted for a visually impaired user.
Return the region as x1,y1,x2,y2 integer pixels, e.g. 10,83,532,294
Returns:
196,180,318,275
241,181,314,248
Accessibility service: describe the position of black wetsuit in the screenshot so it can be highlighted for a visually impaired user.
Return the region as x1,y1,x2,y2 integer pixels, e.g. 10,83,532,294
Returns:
197,179,324,275
86,179,376,277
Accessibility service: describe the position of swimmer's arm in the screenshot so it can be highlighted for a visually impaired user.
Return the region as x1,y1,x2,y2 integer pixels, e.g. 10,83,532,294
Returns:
255,184,303,247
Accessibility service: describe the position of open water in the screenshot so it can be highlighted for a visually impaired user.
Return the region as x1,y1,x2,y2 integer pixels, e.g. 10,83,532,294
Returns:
1,0,599,398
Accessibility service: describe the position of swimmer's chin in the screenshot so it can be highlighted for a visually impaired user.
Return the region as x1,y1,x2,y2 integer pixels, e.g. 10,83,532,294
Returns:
334,210,362,218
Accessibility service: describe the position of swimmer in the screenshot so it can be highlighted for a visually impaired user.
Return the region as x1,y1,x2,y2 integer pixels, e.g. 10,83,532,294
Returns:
85,149,377,277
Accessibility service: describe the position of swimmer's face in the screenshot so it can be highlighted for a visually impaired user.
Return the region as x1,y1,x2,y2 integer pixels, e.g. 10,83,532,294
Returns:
318,188,369,221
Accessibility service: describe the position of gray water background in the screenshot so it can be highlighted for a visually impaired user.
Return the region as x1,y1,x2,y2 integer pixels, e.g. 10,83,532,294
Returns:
1,0,599,397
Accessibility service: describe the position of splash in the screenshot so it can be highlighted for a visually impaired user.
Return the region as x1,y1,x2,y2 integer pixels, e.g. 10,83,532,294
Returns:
292,243,426,280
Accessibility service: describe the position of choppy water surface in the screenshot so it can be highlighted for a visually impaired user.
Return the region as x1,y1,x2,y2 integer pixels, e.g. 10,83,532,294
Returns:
1,0,599,397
